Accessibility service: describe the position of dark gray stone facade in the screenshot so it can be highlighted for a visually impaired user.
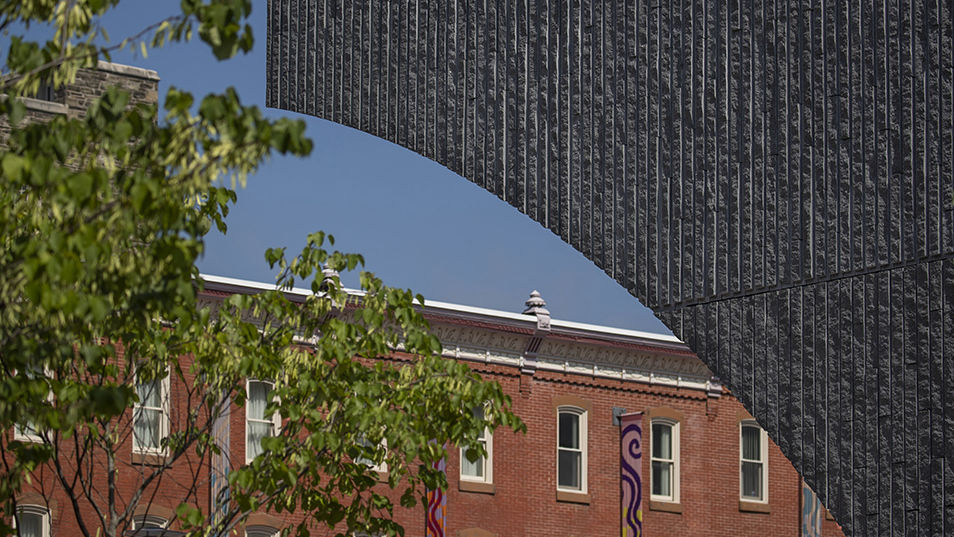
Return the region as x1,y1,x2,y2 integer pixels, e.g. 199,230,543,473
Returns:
265,1,954,534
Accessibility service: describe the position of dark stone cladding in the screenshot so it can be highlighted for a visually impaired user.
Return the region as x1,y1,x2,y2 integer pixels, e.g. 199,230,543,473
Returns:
265,1,954,535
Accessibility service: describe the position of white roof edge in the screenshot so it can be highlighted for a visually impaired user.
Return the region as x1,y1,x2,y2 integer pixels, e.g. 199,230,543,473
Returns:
96,60,160,81
199,273,683,346
548,318,682,343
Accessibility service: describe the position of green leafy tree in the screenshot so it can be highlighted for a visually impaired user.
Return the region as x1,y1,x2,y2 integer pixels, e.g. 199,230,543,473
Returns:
0,2,523,536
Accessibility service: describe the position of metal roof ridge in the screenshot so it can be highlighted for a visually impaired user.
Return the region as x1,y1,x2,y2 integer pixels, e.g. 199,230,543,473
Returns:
199,273,682,345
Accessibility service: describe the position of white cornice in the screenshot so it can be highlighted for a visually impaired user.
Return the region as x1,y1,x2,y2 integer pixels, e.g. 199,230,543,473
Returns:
198,273,716,394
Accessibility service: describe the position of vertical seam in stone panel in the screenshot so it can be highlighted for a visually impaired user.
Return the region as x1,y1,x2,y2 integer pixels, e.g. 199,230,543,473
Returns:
558,0,564,236
520,0,529,217
281,0,290,108
414,0,422,153
713,0,722,297
347,1,356,128
305,0,315,118
638,0,648,302
730,0,739,297
476,0,486,190
599,0,608,275
266,0,274,107
665,0,676,307
293,0,302,116
538,0,547,225
337,0,345,124
581,0,591,256
794,0,804,284
652,1,660,305
570,0,578,249
322,0,330,121
505,0,514,207
701,0,710,299
362,1,369,133
624,0,634,295
746,0,755,294
456,1,464,172
289,0,296,111
428,0,436,159
492,0,502,200
350,0,358,129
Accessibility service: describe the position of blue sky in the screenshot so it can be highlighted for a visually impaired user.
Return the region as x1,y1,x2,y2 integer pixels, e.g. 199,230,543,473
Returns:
35,2,670,333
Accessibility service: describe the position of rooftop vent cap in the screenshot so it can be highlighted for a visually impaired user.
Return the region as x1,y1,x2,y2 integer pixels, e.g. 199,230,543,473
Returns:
319,265,340,292
523,290,551,333
522,290,550,316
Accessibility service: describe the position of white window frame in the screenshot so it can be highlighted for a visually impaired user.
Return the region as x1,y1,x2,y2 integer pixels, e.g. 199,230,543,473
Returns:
556,406,587,493
739,420,769,503
14,366,52,443
459,408,493,484
650,418,680,503
14,504,51,537
245,380,280,463
355,435,388,473
132,369,170,456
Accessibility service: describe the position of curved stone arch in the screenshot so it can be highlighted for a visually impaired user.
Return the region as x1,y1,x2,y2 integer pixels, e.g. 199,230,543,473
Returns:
266,2,954,535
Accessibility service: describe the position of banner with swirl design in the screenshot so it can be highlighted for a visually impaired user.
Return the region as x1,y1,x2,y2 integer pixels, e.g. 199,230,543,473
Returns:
425,457,446,537
620,412,644,537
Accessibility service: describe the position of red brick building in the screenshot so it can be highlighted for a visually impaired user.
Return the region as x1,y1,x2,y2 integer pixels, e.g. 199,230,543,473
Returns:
6,63,844,537
195,276,845,537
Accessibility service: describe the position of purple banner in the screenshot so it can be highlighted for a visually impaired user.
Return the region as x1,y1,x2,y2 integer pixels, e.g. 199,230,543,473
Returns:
620,412,643,537
425,457,446,537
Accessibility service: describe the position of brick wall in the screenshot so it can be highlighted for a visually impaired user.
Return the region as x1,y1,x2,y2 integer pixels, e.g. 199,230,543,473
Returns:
383,363,847,537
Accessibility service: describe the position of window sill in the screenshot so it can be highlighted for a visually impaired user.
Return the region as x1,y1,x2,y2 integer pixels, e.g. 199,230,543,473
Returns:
739,500,770,513
459,480,495,494
131,451,168,466
650,499,683,513
556,490,590,504
21,96,68,115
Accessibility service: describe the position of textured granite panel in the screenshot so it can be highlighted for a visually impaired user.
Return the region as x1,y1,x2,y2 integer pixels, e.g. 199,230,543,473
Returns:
266,2,954,534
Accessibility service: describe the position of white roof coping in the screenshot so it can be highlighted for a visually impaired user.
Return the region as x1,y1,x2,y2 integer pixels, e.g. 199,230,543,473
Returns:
199,273,684,347
96,60,160,81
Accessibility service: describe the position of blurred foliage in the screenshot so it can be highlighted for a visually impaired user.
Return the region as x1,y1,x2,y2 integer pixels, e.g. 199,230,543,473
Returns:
0,2,523,536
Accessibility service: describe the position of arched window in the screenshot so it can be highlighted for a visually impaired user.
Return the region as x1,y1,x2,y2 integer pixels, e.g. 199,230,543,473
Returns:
740,420,769,502
245,525,279,537
556,406,587,493
650,418,680,503
132,514,168,530
15,505,50,537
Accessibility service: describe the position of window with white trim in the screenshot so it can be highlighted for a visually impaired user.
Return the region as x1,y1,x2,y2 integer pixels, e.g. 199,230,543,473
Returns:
355,435,387,473
556,406,587,492
15,504,50,537
14,365,51,443
740,421,769,502
133,370,170,455
246,380,279,463
460,406,492,484
651,418,680,502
